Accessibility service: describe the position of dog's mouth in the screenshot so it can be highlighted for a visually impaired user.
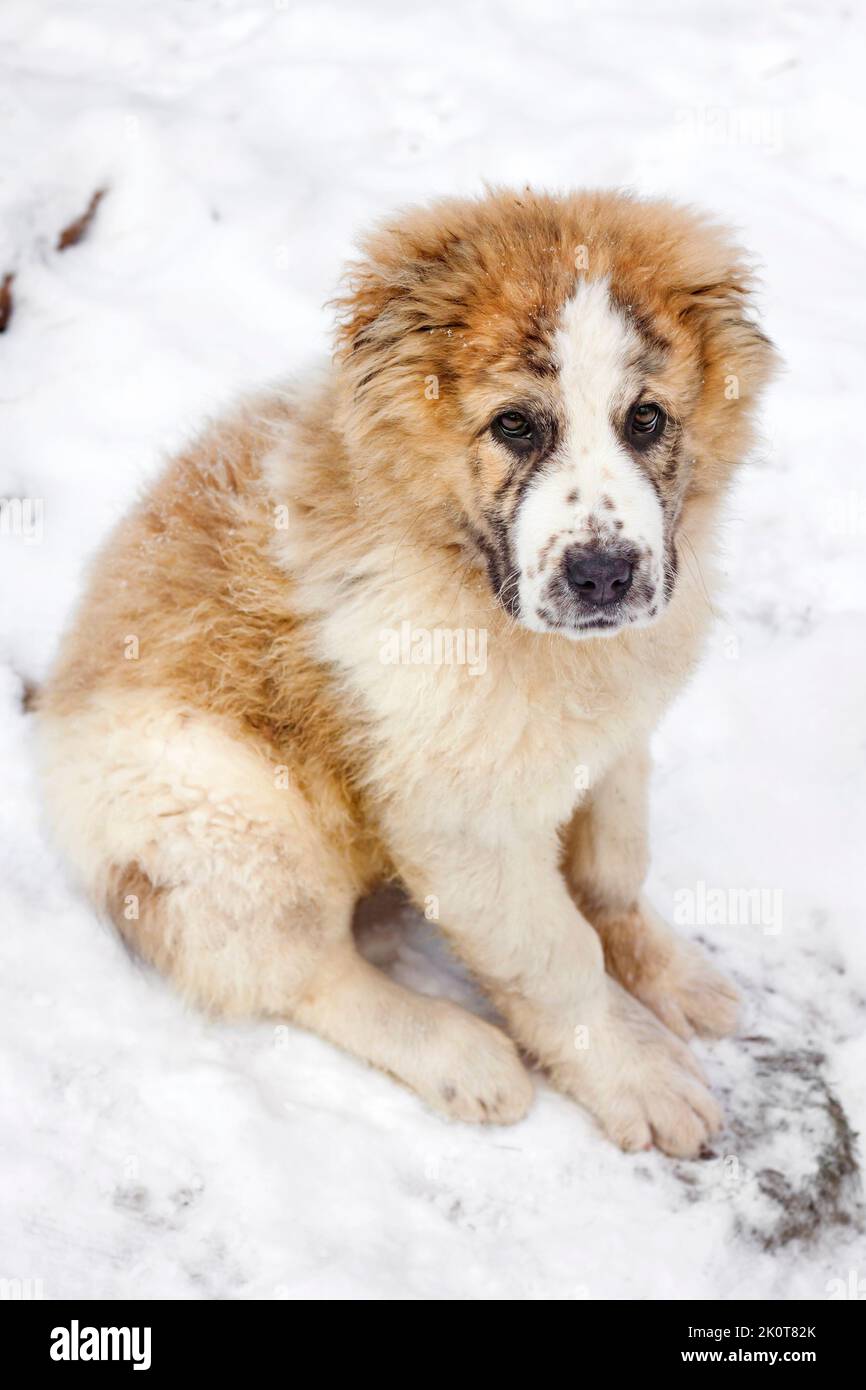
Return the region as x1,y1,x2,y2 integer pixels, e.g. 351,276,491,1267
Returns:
528,596,662,639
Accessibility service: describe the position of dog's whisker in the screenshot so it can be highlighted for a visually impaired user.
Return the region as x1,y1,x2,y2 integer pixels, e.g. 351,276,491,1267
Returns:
678,529,715,616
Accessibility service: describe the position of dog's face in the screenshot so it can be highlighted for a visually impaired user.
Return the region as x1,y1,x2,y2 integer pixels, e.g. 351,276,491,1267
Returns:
336,190,777,638
462,275,683,637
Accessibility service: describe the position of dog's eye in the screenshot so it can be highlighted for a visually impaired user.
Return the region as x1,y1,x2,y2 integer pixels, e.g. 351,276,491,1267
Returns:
493,411,534,444
627,402,665,445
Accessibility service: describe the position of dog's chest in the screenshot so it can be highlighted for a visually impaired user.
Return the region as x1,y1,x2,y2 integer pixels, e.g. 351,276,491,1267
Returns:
317,575,695,835
390,646,655,821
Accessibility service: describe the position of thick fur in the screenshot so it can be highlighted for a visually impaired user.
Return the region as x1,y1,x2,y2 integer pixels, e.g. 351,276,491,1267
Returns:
36,189,777,1154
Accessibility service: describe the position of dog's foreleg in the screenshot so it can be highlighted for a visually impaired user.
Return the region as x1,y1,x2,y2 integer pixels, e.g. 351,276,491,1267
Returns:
564,745,739,1040
394,827,722,1156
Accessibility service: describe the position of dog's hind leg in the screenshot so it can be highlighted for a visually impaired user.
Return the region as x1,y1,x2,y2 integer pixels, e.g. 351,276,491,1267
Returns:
291,947,533,1123
37,695,531,1123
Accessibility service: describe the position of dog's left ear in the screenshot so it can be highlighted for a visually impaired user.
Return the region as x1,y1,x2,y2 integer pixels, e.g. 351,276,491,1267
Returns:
668,220,781,409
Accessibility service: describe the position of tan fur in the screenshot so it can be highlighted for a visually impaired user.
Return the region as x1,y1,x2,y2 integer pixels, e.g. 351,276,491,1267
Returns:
36,189,777,1153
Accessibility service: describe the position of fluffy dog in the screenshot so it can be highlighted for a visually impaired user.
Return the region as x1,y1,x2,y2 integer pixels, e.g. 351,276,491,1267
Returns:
36,189,777,1155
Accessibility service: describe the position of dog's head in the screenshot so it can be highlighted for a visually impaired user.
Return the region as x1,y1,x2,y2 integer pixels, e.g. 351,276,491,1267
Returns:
334,189,778,637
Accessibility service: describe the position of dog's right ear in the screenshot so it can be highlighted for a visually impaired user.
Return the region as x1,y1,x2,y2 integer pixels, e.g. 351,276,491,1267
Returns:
331,237,401,362
331,201,471,365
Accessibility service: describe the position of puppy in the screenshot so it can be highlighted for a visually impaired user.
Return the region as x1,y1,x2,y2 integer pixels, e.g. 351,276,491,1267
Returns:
36,189,777,1155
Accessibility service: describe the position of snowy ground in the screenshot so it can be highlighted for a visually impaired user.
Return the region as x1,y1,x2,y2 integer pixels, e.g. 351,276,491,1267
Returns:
1,0,865,1300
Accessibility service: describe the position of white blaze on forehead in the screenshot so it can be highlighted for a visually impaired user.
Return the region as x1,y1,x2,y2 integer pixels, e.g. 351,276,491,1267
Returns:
557,276,637,433
513,277,666,633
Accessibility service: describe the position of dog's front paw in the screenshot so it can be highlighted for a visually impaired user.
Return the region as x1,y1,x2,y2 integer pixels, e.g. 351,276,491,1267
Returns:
633,939,740,1042
557,982,724,1158
599,901,739,1041
418,1002,534,1125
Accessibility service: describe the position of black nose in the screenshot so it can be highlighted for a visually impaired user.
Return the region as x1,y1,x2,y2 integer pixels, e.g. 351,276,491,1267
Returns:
564,546,634,607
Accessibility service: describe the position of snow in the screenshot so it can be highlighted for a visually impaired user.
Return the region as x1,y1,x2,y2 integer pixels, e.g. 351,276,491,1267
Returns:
1,0,864,1300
